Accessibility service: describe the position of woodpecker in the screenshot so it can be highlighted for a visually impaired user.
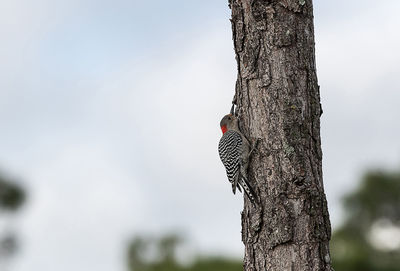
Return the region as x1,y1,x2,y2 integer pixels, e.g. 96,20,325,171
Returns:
218,113,257,203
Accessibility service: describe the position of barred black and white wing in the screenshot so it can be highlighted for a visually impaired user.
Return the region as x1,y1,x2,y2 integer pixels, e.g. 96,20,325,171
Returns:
218,130,257,204
218,130,242,186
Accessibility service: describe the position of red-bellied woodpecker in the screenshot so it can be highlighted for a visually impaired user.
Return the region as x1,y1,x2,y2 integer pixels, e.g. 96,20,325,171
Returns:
218,113,257,203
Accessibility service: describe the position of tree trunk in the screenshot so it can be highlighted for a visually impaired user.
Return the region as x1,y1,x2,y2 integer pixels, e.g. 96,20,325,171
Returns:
228,0,333,270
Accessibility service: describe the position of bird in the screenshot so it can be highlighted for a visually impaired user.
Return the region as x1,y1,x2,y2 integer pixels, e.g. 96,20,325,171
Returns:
218,113,257,203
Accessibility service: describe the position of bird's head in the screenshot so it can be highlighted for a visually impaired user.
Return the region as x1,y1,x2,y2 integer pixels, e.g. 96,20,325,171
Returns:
220,114,238,134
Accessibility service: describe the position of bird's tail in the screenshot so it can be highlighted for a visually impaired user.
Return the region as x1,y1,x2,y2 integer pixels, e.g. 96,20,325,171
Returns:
239,177,257,204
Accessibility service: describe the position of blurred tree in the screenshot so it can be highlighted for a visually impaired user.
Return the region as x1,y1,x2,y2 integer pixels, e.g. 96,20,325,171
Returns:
128,236,150,271
228,0,332,270
127,234,242,271
0,234,18,259
331,170,400,271
0,173,26,266
0,176,25,211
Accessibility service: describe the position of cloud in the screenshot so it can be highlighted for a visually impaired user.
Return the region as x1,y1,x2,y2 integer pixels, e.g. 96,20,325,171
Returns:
3,9,244,271
12,142,144,271
315,0,400,225
86,25,246,255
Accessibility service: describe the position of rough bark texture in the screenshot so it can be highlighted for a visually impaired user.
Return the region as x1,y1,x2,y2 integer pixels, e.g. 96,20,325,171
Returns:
228,0,333,270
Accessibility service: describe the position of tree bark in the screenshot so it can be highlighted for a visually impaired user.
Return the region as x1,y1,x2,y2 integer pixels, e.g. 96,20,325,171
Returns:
228,0,333,270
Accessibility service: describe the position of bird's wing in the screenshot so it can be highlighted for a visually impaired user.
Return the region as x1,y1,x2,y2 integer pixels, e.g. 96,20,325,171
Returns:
218,130,242,184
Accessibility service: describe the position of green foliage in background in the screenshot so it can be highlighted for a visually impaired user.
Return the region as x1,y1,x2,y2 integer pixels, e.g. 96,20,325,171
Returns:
127,234,242,271
0,176,25,211
0,173,26,260
331,170,400,271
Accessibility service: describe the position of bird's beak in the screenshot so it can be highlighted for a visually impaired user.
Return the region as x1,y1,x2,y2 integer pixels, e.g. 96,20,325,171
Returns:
230,104,235,115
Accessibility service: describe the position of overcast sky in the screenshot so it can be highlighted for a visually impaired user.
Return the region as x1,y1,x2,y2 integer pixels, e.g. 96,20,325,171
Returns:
1,1,400,271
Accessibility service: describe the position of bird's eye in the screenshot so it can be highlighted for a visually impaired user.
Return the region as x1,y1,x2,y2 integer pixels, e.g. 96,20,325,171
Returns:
228,117,231,120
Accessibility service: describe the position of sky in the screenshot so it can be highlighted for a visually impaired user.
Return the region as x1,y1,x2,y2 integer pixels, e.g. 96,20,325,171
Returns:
0,1,400,271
